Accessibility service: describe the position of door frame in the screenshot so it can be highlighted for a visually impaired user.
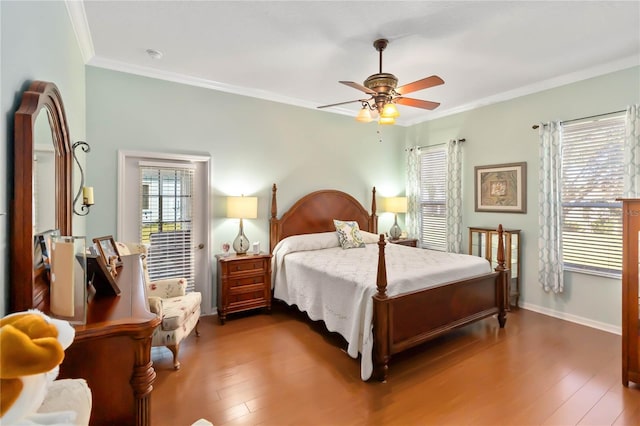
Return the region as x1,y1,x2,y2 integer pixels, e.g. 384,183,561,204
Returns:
117,150,212,315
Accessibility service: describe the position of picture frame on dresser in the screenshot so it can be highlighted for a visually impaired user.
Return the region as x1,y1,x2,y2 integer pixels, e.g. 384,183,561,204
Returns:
475,162,527,213
93,235,122,268
85,254,121,297
34,229,59,269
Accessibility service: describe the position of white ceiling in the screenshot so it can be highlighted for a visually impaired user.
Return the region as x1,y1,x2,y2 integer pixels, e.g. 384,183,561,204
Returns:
71,1,640,126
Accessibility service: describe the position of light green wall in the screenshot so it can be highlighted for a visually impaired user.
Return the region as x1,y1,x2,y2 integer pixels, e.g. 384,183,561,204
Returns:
2,0,638,331
406,66,640,331
85,66,406,309
1,1,86,316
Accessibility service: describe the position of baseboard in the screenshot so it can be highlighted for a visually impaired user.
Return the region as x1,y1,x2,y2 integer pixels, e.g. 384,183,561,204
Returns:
519,302,621,335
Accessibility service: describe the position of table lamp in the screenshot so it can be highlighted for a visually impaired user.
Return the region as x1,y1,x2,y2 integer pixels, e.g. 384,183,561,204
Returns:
227,196,258,255
385,197,407,240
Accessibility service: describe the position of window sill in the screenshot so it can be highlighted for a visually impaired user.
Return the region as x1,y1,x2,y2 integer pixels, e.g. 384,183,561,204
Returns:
564,266,621,280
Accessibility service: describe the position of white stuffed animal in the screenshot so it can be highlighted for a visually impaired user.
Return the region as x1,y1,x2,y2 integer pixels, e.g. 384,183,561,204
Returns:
0,309,77,425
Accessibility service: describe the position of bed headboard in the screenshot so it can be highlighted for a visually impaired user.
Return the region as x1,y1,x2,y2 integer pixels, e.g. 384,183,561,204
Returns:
269,184,378,252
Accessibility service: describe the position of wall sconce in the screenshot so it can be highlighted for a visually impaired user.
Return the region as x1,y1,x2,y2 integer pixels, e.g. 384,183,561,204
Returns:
226,195,258,255
384,197,407,240
72,141,94,216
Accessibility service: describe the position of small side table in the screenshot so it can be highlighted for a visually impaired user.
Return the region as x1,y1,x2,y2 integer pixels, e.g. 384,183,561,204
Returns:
389,238,418,247
216,253,272,324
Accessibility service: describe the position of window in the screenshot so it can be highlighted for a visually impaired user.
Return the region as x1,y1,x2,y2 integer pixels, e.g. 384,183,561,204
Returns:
419,146,447,251
561,113,625,276
139,164,196,291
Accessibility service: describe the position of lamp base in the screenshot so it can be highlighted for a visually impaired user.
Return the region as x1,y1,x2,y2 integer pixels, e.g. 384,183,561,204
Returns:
233,234,249,255
389,214,402,240
233,219,250,255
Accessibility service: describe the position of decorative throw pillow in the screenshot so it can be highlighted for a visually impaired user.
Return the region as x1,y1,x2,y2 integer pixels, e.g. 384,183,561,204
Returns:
333,219,365,249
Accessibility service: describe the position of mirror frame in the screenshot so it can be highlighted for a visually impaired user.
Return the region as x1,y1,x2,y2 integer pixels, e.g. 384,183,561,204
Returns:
11,81,73,312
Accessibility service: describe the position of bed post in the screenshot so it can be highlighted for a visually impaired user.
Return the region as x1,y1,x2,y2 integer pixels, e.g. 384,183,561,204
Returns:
270,184,279,253
372,234,390,381
370,187,378,233
494,224,508,328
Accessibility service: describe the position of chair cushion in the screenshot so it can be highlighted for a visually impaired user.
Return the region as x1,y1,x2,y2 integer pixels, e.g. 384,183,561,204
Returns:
160,292,202,331
152,302,201,348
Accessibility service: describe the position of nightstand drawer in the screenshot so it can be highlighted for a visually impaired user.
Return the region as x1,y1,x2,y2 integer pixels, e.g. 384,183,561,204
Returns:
228,284,266,303
227,258,266,275
229,275,265,288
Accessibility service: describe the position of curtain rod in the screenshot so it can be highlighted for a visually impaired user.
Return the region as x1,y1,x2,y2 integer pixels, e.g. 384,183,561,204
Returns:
406,138,466,151
531,109,626,129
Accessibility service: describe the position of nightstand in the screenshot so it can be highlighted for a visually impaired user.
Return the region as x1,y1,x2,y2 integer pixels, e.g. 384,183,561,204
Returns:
389,238,418,247
216,253,272,324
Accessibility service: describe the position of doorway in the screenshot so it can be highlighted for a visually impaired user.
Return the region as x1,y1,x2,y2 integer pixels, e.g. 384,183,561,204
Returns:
117,151,211,314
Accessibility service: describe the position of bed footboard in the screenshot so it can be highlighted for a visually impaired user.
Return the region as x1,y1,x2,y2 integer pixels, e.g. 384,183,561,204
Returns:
372,226,509,382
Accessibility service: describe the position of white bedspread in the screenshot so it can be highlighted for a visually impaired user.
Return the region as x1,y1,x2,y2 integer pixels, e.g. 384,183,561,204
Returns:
271,232,491,380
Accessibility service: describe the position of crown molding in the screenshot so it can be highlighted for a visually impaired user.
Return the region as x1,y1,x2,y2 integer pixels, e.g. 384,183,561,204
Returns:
87,55,339,114
65,0,95,63
86,53,638,128
404,55,640,126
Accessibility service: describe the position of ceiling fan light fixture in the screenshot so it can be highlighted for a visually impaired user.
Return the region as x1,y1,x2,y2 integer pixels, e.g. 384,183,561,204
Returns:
317,38,444,119
381,102,399,119
356,106,373,123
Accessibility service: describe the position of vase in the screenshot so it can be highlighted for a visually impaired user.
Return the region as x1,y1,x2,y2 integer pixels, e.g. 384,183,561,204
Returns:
50,236,86,324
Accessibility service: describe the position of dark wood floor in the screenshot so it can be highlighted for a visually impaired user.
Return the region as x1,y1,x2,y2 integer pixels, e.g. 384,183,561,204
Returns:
150,303,640,425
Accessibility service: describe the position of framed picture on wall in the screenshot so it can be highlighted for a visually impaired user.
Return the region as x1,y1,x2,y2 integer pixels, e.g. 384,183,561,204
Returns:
474,162,527,213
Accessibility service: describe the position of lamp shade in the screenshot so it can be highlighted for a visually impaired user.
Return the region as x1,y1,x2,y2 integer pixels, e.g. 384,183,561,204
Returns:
227,196,258,219
356,107,373,123
381,102,399,118
385,197,407,213
378,116,396,125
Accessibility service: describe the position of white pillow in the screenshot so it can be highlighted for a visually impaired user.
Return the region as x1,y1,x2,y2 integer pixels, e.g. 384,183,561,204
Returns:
272,232,340,257
360,230,382,244
333,219,365,249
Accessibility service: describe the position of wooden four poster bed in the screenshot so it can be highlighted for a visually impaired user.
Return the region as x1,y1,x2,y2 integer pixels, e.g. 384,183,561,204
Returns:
269,184,509,381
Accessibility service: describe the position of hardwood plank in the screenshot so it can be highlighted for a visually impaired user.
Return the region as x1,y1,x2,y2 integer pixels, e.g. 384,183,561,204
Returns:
150,304,640,426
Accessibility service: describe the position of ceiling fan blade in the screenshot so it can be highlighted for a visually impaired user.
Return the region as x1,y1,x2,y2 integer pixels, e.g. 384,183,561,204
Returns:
396,75,444,95
317,99,365,109
339,81,377,95
396,97,441,110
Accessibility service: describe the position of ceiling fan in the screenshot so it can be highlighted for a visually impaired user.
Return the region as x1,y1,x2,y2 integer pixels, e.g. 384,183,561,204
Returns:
318,38,444,124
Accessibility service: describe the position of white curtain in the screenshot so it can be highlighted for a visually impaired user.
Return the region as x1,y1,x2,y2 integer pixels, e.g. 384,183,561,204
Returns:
624,104,640,197
406,146,421,240
538,121,564,293
446,139,463,253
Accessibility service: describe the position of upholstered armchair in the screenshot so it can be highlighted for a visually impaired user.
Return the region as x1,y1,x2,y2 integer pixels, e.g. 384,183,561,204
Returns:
116,242,201,370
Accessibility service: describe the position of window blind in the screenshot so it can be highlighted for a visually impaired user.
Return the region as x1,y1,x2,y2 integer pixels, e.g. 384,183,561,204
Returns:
561,114,625,275
419,147,447,251
139,165,196,291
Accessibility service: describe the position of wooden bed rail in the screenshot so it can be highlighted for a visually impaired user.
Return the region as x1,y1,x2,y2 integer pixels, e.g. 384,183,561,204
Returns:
372,224,509,382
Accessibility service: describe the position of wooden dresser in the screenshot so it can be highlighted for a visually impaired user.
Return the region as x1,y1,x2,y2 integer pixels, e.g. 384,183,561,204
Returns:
216,253,272,324
620,199,640,386
58,254,160,426
10,82,159,426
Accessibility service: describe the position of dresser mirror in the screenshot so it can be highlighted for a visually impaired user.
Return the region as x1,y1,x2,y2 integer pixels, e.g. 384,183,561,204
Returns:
11,81,73,312
33,112,57,233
